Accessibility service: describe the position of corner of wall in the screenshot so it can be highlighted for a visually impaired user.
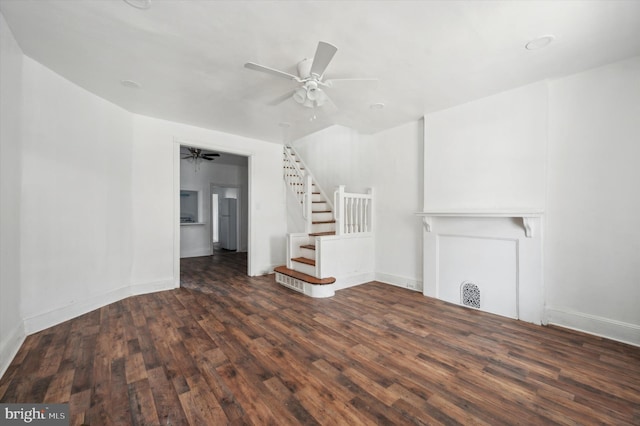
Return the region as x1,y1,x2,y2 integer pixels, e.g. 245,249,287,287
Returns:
0,323,26,379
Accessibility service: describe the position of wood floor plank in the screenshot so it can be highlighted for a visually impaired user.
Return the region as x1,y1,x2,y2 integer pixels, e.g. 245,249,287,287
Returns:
44,368,74,403
146,367,189,426
128,378,160,426
178,374,228,425
1,250,639,425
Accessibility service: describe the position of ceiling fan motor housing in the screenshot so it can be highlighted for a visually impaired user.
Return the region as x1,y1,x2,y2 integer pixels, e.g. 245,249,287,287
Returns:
297,58,312,79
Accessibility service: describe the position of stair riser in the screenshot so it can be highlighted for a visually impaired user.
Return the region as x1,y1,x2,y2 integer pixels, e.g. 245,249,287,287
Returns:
291,261,316,276
311,212,333,222
311,222,336,234
312,202,330,211
300,247,316,259
312,193,325,202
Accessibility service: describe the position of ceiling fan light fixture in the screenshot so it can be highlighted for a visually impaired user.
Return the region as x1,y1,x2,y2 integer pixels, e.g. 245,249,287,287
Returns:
315,88,327,106
307,87,318,101
293,87,307,104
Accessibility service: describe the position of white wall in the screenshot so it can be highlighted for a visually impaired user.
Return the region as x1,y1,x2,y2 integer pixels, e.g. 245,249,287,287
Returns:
545,56,640,344
132,115,286,279
0,24,286,378
424,82,548,211
367,121,424,290
421,58,640,344
20,56,135,333
292,125,373,194
0,12,25,376
180,159,249,257
422,82,547,324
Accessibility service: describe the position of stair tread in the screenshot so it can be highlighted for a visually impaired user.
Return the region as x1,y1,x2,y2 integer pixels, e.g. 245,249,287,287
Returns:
300,244,316,250
291,257,315,266
274,266,336,285
309,231,336,237
312,220,336,224
313,210,332,213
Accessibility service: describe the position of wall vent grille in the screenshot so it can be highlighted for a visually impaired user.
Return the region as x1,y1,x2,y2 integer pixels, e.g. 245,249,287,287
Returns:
461,282,481,309
275,272,305,293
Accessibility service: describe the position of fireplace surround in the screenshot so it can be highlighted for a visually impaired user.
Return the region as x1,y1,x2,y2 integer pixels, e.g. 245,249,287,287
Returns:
417,211,544,324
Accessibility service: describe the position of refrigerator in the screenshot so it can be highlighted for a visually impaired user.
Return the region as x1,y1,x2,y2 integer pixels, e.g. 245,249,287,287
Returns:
219,198,237,250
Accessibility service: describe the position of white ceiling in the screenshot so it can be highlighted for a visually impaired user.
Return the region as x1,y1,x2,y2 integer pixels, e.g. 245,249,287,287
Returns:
2,0,640,143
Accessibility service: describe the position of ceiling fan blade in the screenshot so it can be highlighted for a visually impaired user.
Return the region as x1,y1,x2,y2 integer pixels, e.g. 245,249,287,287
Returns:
202,157,215,161
181,156,192,159
244,62,300,81
202,153,220,157
268,90,296,106
310,41,337,78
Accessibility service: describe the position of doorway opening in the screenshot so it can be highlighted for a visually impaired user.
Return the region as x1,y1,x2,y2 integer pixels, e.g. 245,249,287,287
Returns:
176,142,251,285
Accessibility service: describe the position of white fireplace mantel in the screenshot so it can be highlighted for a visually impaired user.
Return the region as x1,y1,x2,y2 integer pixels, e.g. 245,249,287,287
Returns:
416,210,543,237
419,209,544,324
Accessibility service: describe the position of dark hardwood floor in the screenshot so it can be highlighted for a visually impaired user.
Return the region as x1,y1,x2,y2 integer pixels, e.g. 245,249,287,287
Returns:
1,252,639,425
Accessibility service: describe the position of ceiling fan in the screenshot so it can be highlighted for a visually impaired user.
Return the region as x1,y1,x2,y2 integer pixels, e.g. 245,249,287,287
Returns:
244,41,377,108
181,147,220,161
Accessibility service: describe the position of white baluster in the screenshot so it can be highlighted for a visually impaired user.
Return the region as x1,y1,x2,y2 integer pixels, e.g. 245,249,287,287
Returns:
350,197,355,233
336,185,345,235
356,198,361,232
363,198,369,232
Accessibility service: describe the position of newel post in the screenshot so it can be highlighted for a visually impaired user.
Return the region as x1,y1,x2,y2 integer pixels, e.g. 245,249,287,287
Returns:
336,185,345,235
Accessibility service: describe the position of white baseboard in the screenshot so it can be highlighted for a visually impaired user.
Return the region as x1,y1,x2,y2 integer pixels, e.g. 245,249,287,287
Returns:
335,272,375,291
375,272,423,292
180,249,212,258
250,264,279,277
0,322,26,379
130,278,178,296
545,306,640,347
23,278,176,335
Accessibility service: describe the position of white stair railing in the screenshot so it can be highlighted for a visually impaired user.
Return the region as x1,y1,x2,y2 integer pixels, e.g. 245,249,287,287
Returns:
285,145,334,212
283,147,313,233
334,186,374,235
283,147,306,208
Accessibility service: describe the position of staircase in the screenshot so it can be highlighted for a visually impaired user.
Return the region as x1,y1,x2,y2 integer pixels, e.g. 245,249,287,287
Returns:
275,145,374,298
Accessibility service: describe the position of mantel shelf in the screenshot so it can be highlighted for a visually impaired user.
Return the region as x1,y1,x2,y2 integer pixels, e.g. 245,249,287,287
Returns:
415,210,543,237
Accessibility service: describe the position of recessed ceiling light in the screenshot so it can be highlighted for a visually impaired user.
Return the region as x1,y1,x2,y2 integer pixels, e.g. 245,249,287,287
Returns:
123,0,151,10
120,79,141,89
370,102,385,110
525,35,555,50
